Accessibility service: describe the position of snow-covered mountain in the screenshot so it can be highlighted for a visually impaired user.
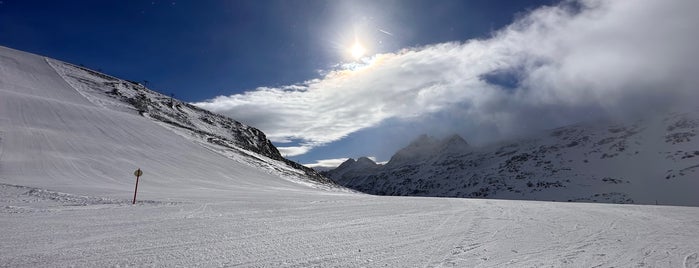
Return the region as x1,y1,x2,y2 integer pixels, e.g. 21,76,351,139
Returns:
48,55,332,184
2,46,699,267
326,111,699,206
0,45,334,198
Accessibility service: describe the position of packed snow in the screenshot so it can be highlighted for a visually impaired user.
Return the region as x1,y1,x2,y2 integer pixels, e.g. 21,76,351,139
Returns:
2,45,699,267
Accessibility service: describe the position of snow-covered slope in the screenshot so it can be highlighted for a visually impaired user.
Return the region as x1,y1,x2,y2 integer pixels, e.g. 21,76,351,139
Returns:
0,45,333,199
328,112,699,206
2,45,699,267
3,185,699,267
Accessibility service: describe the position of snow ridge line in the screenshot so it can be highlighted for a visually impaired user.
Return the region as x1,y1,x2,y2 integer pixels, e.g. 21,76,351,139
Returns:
44,57,106,109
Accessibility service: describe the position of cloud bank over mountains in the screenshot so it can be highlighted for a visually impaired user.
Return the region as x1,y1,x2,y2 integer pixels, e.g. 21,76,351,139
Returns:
194,0,699,157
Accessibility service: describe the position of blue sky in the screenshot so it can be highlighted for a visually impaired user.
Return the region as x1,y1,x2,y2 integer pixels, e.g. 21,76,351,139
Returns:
0,0,551,101
2,0,697,168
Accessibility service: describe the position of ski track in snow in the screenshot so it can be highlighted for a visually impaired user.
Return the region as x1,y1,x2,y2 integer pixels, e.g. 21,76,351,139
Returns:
1,46,699,267
686,253,699,268
2,184,699,267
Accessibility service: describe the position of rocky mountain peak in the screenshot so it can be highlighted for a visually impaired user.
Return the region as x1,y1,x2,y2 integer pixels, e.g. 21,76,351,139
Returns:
387,134,469,166
439,134,469,152
335,158,357,171
407,134,441,148
356,157,379,166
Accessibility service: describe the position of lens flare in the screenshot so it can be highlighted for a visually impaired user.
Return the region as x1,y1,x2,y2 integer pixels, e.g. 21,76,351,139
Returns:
350,41,366,59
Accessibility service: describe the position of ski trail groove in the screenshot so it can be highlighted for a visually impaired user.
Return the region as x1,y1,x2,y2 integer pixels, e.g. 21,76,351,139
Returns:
686,253,699,268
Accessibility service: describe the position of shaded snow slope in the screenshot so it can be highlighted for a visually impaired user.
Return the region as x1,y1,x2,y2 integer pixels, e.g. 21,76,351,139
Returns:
0,46,334,199
329,113,699,206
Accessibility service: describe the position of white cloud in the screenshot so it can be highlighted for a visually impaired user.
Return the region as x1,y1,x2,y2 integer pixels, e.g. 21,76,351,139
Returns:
277,146,313,158
195,0,699,156
304,156,384,169
303,158,350,168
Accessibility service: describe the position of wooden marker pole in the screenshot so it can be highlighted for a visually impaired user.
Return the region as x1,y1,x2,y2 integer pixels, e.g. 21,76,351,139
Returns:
133,168,143,204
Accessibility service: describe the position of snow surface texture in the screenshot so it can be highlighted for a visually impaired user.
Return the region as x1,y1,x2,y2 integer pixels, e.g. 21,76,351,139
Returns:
3,183,699,267
2,45,699,267
327,113,699,206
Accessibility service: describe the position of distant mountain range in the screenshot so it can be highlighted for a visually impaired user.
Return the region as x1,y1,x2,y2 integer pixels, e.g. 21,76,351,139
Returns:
324,110,699,206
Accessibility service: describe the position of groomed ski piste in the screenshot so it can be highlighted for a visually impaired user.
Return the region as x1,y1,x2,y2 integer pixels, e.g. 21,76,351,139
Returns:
1,45,699,267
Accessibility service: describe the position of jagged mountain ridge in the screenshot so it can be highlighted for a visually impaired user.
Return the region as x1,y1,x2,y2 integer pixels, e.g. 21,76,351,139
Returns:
326,111,699,206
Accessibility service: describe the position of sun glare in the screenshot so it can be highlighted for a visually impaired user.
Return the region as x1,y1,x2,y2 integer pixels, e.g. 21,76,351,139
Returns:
350,41,366,59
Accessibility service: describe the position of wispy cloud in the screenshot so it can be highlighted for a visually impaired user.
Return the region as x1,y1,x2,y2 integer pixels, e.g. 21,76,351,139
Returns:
304,156,383,169
303,158,350,168
195,0,699,156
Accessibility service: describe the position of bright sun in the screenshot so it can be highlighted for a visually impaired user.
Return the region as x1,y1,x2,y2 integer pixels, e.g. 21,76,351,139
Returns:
350,41,366,59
